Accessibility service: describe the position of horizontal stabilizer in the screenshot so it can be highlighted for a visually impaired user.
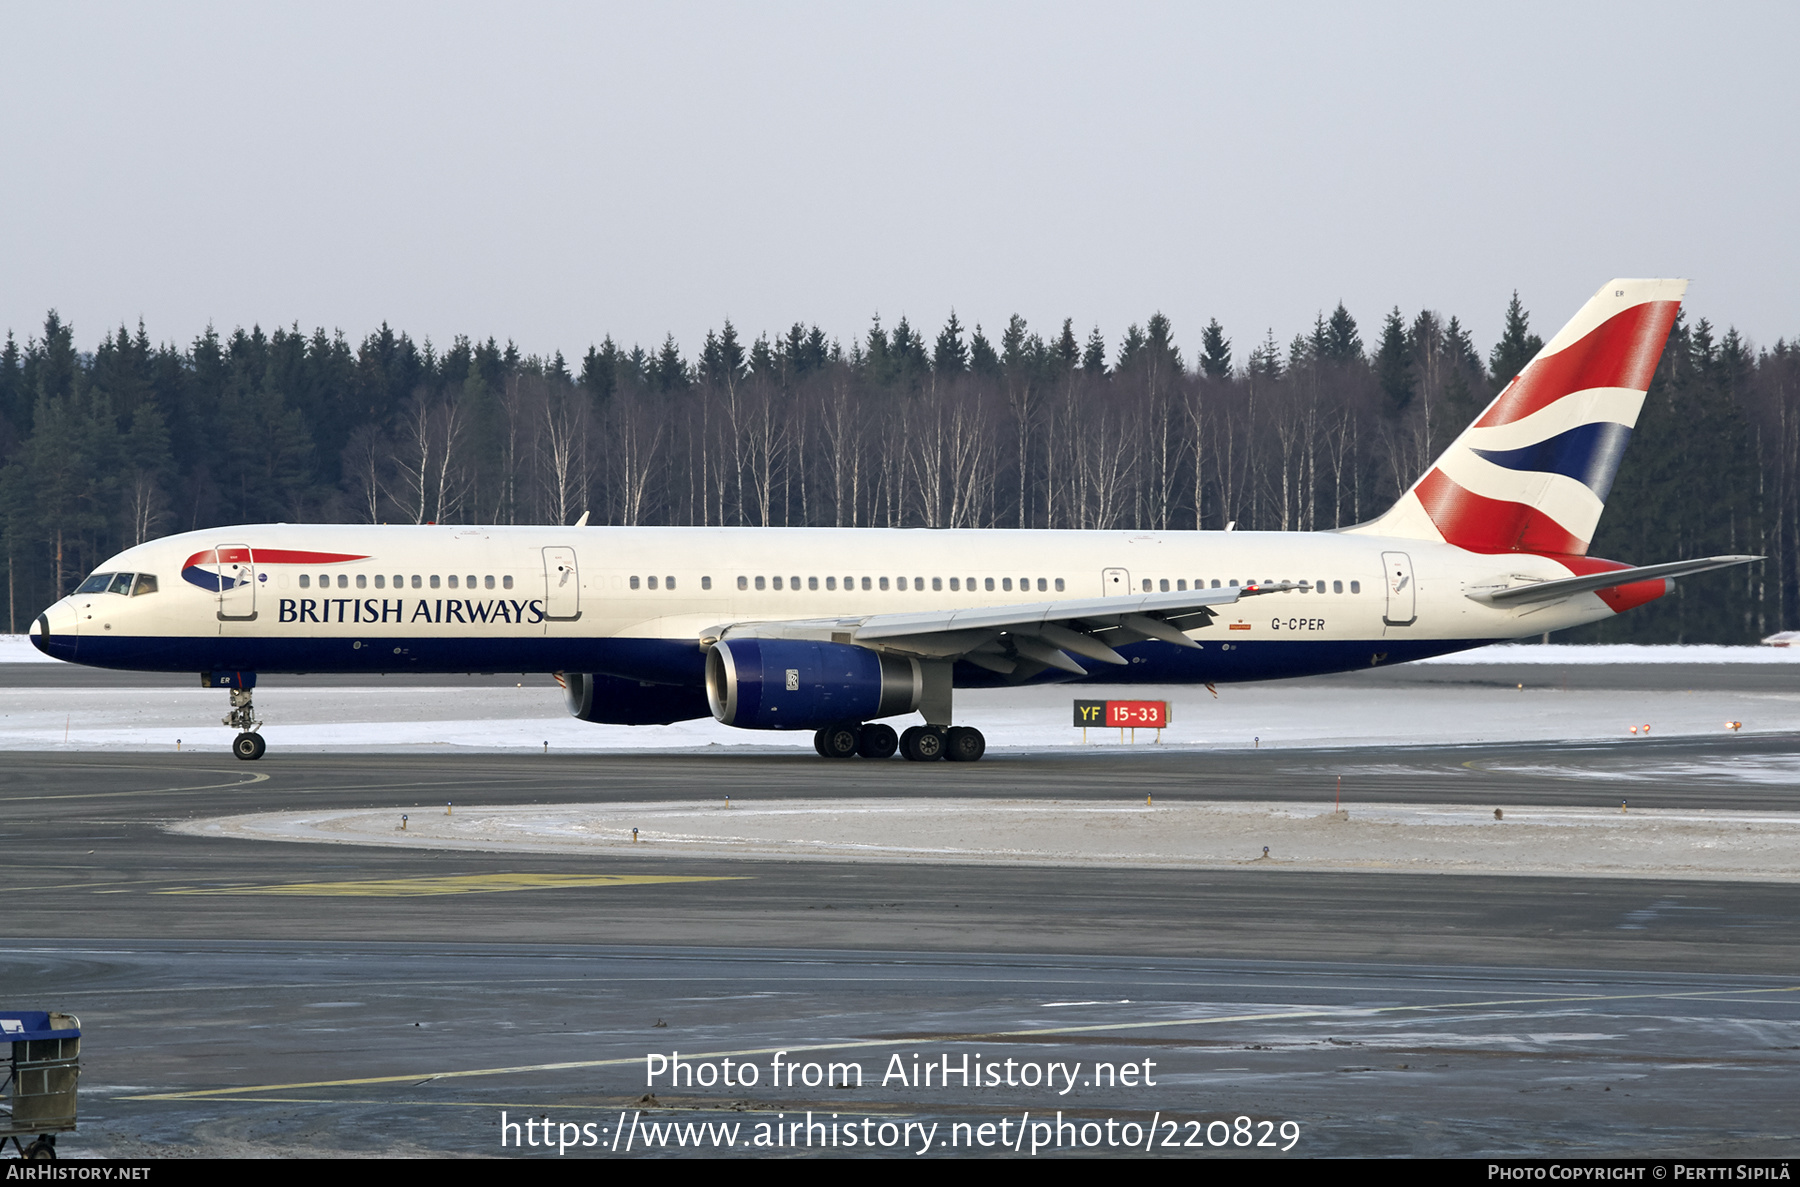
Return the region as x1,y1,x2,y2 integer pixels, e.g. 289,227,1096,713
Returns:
1467,555,1760,607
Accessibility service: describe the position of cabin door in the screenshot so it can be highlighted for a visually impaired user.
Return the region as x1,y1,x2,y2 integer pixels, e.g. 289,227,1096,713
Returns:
1101,567,1131,595
542,547,582,621
212,544,258,621
1381,551,1417,626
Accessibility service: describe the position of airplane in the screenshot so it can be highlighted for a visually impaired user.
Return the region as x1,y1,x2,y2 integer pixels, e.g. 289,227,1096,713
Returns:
28,278,1757,762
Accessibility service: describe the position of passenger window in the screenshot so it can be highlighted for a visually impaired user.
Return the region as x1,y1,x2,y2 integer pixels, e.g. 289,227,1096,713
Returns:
666,576,676,590
375,575,385,589
1141,579,1152,592
949,577,959,592
430,575,441,589
879,577,890,591
1333,580,1343,593
356,574,367,589
467,575,477,588
1212,579,1221,588
503,575,513,590
1037,578,1047,592
484,575,494,590
340,574,350,589
791,576,801,589
755,576,766,590
861,577,871,591
702,576,713,590
1229,579,1239,587
299,574,311,589
631,576,641,590
412,575,422,589
448,575,459,589
649,576,659,590
985,577,995,591
1159,579,1169,592
1177,579,1187,591
772,576,783,591
737,576,748,590
825,576,836,591
1350,581,1361,594
932,577,942,591
131,574,158,596
1054,578,1065,592
1002,578,1012,592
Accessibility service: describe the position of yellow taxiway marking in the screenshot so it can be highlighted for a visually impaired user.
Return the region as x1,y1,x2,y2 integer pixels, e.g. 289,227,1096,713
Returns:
126,983,1800,1101
157,873,744,897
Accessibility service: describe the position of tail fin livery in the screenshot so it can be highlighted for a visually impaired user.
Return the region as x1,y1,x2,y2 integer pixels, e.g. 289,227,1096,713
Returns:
1351,278,1686,556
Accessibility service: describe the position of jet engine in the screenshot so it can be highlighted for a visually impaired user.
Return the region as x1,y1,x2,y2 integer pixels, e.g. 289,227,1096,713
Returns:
705,639,920,729
562,671,711,726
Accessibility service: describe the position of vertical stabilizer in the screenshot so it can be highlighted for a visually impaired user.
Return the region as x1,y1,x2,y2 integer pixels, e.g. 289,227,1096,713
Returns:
1348,278,1686,555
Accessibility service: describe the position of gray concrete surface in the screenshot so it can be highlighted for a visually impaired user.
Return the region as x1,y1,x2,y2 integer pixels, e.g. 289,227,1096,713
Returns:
2,703,1797,1156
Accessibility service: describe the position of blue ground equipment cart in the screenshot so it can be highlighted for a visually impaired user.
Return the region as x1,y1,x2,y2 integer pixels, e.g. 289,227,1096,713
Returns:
1,1012,80,1161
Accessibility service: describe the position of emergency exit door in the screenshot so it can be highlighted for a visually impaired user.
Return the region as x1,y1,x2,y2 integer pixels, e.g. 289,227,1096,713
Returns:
1101,567,1131,595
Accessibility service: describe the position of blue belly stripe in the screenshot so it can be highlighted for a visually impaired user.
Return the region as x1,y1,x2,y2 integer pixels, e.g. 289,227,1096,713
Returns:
49,633,1503,689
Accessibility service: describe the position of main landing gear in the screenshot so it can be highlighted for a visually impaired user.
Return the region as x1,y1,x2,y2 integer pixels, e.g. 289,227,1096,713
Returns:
813,721,985,762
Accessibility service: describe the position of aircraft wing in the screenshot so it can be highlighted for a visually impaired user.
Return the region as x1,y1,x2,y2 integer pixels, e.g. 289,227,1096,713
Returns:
1466,555,1760,607
716,582,1301,678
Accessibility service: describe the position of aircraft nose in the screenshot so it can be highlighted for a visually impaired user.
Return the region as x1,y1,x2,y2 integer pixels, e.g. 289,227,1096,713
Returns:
31,602,79,661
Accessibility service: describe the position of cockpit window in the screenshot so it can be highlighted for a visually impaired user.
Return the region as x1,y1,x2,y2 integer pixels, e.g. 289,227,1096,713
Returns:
130,574,158,596
107,573,135,595
76,573,116,594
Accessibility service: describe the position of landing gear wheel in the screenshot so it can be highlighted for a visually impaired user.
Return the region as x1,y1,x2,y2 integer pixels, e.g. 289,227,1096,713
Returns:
818,721,862,759
813,729,830,757
856,722,898,759
23,1137,55,1161
900,725,947,762
233,731,266,761
944,726,986,762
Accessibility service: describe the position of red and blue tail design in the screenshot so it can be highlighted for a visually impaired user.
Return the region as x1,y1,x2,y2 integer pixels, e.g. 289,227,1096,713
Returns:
1353,278,1684,559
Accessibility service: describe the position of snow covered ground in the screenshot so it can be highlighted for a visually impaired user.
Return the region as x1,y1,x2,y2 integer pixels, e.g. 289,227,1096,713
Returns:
0,677,1792,754
2,636,1796,753
176,797,1800,882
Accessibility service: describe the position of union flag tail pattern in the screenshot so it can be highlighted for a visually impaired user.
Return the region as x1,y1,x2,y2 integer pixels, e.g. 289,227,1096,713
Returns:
1353,279,1685,556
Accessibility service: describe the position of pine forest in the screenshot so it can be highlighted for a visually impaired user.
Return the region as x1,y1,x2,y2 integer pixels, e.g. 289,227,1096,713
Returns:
3,295,1796,645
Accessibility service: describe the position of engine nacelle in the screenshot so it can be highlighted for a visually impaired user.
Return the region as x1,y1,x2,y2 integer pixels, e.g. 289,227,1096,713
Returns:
562,671,711,726
705,639,920,730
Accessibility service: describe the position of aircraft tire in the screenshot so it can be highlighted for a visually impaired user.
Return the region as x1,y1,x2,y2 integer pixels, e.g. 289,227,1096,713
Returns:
813,729,830,757
856,722,898,759
944,726,986,762
233,732,266,761
819,721,862,759
900,726,946,762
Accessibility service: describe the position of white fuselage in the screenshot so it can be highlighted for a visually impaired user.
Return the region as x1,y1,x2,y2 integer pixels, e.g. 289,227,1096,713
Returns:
35,523,1614,688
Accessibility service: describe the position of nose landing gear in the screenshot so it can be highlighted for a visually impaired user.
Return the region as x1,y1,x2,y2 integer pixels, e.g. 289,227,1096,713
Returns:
206,672,265,760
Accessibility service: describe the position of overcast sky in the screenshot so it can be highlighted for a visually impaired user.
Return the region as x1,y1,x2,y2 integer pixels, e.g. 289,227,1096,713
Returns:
3,2,1796,366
